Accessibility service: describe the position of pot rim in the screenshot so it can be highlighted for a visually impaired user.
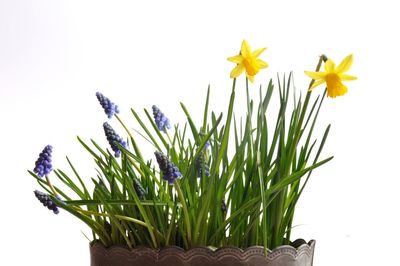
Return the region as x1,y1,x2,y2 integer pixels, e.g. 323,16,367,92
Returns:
90,239,315,261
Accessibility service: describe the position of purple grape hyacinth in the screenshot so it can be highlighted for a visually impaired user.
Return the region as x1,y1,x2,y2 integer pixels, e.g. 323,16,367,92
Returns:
199,131,210,149
33,145,53,177
154,151,182,185
96,92,120,119
104,220,112,234
133,178,146,199
221,199,227,214
204,140,210,149
195,153,210,177
103,122,127,157
152,105,171,133
34,190,60,214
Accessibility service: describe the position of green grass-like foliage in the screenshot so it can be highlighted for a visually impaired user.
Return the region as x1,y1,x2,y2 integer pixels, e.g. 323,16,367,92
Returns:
29,58,333,250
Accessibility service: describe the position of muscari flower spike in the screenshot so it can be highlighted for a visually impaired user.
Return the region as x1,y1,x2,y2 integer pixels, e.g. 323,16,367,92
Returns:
133,178,146,199
104,220,112,235
154,151,182,185
199,131,210,149
195,153,210,178
103,122,127,157
204,141,210,149
33,145,53,178
221,199,227,213
96,92,120,119
152,105,171,133
34,190,60,214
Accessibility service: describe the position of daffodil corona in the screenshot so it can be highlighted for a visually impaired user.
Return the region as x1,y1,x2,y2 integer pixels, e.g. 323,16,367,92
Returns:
228,40,268,83
305,54,357,98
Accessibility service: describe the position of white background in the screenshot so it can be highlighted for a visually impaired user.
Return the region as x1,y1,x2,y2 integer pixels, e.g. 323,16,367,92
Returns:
1,0,399,265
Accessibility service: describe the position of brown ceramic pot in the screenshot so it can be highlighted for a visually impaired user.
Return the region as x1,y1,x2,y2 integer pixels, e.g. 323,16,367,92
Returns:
90,239,315,266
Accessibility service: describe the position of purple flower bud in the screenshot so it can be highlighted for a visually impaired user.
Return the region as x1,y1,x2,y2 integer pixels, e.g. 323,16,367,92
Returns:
154,151,182,185
103,122,127,157
152,105,171,133
104,220,112,235
205,141,210,149
195,153,210,178
199,131,210,149
133,178,146,199
221,200,227,213
34,190,60,214
96,92,120,119
33,145,53,177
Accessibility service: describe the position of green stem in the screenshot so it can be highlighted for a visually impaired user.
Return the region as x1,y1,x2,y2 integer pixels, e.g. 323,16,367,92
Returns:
292,55,326,146
64,199,169,206
174,180,192,248
72,207,162,236
115,114,143,160
275,55,326,246
45,175,58,197
283,55,326,177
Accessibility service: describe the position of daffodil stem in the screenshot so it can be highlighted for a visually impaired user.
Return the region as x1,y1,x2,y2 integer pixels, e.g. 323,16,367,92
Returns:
276,54,326,245
298,54,326,138
284,55,326,175
308,55,327,90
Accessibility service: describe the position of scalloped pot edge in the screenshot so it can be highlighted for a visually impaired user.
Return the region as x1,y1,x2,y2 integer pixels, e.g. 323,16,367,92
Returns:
90,239,315,266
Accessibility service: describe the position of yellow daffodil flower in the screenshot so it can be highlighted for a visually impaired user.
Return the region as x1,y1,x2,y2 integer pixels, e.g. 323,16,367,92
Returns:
228,40,268,83
305,54,357,98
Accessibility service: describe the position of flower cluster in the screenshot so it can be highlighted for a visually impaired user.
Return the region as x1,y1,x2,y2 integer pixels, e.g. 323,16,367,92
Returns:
33,145,53,177
152,105,171,133
28,40,358,251
228,40,356,97
199,132,210,149
34,190,60,214
96,92,120,119
103,122,127,157
195,153,210,177
154,151,182,184
221,199,227,213
104,220,112,234
133,178,146,199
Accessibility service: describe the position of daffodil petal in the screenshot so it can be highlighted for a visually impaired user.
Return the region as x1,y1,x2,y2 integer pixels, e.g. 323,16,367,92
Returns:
252,48,266,58
308,79,325,91
336,54,353,74
339,74,357,81
257,59,269,69
227,55,243,64
304,71,326,80
230,64,245,78
241,40,251,58
247,74,255,83
228,40,268,80
325,59,335,72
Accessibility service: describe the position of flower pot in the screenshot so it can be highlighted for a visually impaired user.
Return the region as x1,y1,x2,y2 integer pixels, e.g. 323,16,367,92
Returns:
90,239,315,266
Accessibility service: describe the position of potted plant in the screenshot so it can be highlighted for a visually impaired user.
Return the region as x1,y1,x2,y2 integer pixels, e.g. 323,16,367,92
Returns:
29,40,356,266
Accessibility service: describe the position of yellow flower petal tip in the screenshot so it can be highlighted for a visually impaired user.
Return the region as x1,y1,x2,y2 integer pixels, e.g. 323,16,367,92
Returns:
304,54,357,98
228,40,268,83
